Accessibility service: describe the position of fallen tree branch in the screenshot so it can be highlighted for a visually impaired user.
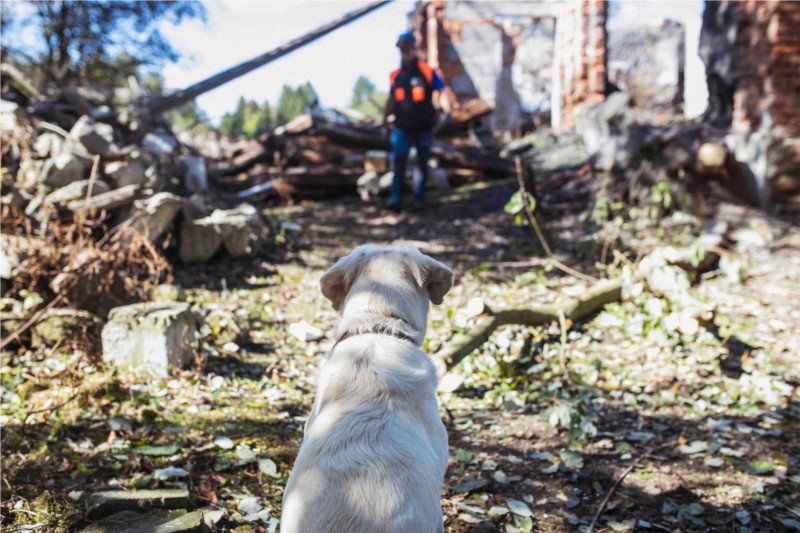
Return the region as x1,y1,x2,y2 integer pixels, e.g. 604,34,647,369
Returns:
434,279,622,374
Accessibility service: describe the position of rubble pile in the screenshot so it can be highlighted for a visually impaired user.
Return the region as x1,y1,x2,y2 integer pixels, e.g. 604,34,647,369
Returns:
505,92,764,223
204,97,513,202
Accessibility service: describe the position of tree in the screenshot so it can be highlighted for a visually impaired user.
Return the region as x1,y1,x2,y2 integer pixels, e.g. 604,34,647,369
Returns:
3,1,205,86
350,75,377,107
218,98,273,138
276,82,318,125
349,76,387,120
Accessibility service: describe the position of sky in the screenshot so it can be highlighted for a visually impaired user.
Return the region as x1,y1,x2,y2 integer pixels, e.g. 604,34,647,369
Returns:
160,0,706,123
2,0,706,124
159,1,412,124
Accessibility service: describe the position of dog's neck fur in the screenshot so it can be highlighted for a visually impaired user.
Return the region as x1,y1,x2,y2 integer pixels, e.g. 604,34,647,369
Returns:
334,311,419,347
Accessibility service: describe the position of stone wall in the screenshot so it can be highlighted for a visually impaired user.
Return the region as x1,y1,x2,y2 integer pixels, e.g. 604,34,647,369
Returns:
608,21,685,114
420,1,560,133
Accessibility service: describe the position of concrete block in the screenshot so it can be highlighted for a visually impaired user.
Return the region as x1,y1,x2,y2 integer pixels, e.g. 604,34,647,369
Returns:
101,303,199,375
179,218,222,264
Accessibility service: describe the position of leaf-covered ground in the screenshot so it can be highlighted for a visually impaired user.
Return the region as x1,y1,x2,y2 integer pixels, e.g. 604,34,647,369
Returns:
2,179,799,532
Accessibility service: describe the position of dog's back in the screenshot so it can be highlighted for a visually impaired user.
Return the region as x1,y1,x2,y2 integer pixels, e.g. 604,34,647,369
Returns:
281,335,448,533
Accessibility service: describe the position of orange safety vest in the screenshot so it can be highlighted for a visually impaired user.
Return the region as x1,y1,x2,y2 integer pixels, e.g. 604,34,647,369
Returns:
390,61,438,131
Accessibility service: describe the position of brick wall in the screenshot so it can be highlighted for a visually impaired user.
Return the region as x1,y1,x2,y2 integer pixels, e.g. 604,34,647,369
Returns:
555,0,608,128
733,1,800,137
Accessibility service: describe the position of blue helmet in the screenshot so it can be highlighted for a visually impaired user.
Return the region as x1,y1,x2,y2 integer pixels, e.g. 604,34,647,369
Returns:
396,31,416,49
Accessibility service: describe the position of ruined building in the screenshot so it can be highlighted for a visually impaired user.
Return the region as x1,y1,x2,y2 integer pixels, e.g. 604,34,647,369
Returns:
409,0,799,207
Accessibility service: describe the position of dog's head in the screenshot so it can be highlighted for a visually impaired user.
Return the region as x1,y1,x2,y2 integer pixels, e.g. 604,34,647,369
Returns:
320,244,454,321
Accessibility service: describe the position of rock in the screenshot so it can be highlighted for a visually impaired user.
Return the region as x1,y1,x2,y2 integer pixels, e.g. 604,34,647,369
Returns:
33,132,66,159
180,156,208,193
42,150,91,188
131,193,183,243
101,303,199,376
104,159,148,188
208,204,270,258
0,100,18,133
288,320,323,342
141,130,178,157
179,218,223,264
70,115,116,157
150,284,186,303
202,308,242,346
356,171,380,201
44,179,110,207
82,510,208,533
576,92,634,171
86,490,193,520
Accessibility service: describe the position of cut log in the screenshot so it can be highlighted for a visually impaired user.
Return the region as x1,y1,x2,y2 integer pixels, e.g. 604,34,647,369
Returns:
431,142,515,177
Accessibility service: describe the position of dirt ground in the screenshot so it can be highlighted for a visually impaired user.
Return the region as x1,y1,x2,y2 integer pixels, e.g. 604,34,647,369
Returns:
2,178,799,532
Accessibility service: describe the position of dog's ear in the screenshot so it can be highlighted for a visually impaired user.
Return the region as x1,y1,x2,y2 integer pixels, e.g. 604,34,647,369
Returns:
422,256,454,305
320,250,366,310
320,263,349,311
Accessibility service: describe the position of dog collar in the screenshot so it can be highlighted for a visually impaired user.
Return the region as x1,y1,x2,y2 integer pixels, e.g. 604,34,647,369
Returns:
334,315,417,347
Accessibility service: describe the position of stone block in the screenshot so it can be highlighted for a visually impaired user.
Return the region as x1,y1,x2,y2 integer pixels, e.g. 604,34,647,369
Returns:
101,303,199,375
82,509,208,533
208,204,270,258
179,219,222,264
85,490,193,520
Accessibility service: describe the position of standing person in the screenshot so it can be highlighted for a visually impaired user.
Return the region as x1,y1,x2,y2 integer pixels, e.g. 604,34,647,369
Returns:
385,31,451,212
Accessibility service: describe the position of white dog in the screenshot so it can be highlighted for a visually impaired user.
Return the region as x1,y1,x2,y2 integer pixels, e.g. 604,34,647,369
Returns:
281,244,454,533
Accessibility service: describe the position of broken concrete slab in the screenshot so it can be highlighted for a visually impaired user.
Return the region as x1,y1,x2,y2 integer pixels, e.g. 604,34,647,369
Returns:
82,509,208,533
44,179,110,207
101,302,199,376
209,204,271,258
85,490,193,520
130,193,183,243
